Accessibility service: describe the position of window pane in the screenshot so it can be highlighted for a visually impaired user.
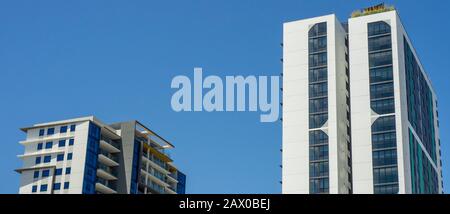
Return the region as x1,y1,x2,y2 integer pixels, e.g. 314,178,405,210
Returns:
372,116,396,133
372,132,397,149
309,98,328,113
309,130,328,145
309,52,327,67
373,167,398,184
369,35,392,52
370,66,393,83
309,67,327,82
368,21,391,36
309,113,328,129
309,37,327,52
370,82,394,99
371,98,395,114
309,82,328,98
310,145,329,161
369,51,392,67
373,149,398,166
309,22,327,37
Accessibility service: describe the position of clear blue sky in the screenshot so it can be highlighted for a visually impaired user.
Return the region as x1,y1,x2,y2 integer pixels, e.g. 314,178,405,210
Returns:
0,0,449,194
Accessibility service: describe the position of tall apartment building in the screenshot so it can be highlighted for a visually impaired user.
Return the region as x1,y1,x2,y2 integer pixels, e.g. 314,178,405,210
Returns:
282,5,443,194
16,116,186,194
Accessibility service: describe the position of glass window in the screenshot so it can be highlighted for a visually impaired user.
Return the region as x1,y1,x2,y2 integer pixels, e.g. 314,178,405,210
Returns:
69,139,74,146
371,98,395,115
64,182,70,189
309,113,328,129
40,184,48,192
309,98,328,113
32,185,38,193
368,21,391,36
373,149,398,166
309,82,328,98
33,171,39,178
35,157,41,164
45,142,53,149
43,155,51,163
39,129,45,136
47,128,55,135
309,52,327,67
369,51,392,68
42,169,50,177
53,183,61,190
310,145,329,161
58,140,66,147
369,35,392,52
309,162,329,177
65,167,71,175
370,82,394,99
309,36,327,52
310,178,329,194
370,66,393,83
372,116,396,133
70,125,76,132
55,168,62,176
67,153,73,160
60,126,68,133
309,67,327,83
37,143,43,150
57,154,64,162
309,130,328,145
372,132,397,149
373,167,398,184
309,22,327,37
374,184,399,194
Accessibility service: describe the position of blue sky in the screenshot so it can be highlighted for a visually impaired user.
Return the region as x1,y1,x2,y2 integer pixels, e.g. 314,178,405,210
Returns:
0,0,449,194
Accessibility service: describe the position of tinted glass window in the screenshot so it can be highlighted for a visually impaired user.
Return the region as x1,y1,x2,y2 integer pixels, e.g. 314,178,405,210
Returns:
371,98,395,114
369,35,392,52
370,66,393,83
368,21,391,36
369,51,392,67
309,67,327,83
370,82,394,99
309,82,328,98
309,113,328,129
309,98,328,113
372,116,396,133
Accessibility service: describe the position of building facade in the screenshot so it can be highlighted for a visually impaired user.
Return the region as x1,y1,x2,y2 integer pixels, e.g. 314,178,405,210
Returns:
16,116,186,194
282,6,443,194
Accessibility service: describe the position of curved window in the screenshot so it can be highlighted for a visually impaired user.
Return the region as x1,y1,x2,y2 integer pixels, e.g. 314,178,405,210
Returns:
368,21,391,36
310,114,328,129
309,130,328,145
371,98,395,115
309,22,327,37
372,116,396,133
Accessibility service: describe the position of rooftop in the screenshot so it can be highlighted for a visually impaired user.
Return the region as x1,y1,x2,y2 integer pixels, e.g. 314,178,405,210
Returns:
351,3,395,18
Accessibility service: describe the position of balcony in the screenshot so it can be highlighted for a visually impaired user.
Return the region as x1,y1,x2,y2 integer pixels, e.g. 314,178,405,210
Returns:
96,178,117,194
97,163,118,180
98,150,119,167
99,140,120,154
142,155,170,175
165,186,177,194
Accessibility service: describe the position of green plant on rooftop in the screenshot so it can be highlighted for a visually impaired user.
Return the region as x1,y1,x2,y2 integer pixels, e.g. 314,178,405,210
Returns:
351,4,395,18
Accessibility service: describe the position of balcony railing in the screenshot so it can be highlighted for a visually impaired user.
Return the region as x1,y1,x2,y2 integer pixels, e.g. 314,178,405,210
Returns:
97,177,116,190
99,149,119,163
